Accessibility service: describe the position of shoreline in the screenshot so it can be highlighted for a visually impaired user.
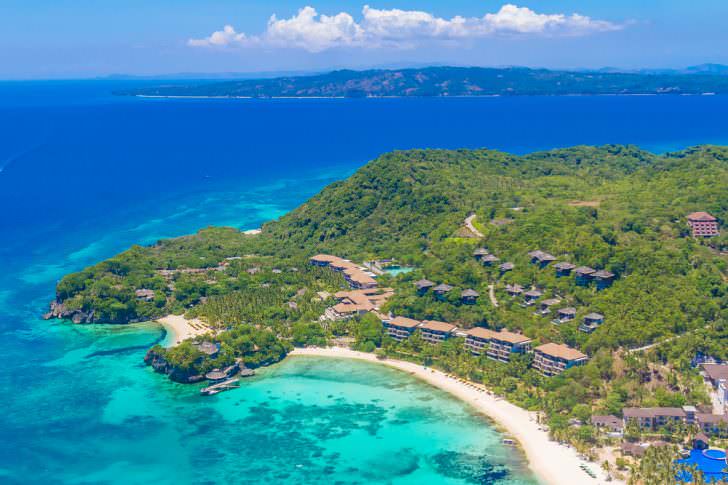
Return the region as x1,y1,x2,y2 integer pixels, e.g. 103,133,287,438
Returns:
290,346,621,485
155,314,211,346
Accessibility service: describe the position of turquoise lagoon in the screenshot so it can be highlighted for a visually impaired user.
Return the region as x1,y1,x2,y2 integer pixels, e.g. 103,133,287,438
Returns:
3,82,728,483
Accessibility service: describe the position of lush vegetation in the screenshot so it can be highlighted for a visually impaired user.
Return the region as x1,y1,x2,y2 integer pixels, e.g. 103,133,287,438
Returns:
51,145,728,474
118,66,728,98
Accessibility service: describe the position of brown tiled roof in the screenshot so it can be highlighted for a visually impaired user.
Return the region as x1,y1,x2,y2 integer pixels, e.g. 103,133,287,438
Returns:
702,363,728,382
554,262,576,270
524,289,543,297
541,298,560,306
535,343,587,361
461,289,480,297
694,432,710,444
623,407,686,419
558,307,577,315
473,248,489,256
591,415,623,429
433,283,453,292
421,320,457,333
584,312,604,320
465,327,498,340
688,211,717,222
482,254,500,262
388,316,421,329
594,270,615,279
575,266,596,275
506,284,524,292
493,329,532,345
414,279,435,289
697,413,728,424
310,254,340,263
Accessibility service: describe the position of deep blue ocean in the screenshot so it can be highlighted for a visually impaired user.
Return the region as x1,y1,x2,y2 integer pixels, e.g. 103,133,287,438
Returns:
2,81,728,484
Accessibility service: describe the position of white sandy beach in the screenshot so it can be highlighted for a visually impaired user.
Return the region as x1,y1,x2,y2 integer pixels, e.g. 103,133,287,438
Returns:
290,346,622,485
156,314,212,346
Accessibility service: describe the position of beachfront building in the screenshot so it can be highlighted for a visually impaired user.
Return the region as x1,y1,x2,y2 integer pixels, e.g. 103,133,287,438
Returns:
688,212,720,237
419,320,457,344
486,330,532,363
461,288,480,305
574,266,596,285
325,288,393,320
384,316,422,341
622,407,689,430
536,298,560,316
591,415,624,434
528,250,556,267
554,262,576,277
463,327,496,356
463,327,532,362
553,307,576,324
579,313,605,333
533,343,588,377
195,341,219,358
414,279,435,295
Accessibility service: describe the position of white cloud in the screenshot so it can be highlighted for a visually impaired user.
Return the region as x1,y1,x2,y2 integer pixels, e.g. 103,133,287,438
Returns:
188,4,623,51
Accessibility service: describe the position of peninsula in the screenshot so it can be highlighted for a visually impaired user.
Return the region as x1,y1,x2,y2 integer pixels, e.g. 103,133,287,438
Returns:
116,66,728,98
46,145,728,483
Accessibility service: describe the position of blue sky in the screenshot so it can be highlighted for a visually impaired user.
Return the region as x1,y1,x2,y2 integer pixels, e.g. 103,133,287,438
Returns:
1,1,727,79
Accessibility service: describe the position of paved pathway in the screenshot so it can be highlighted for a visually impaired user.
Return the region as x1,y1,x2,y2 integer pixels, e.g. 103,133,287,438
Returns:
464,214,485,238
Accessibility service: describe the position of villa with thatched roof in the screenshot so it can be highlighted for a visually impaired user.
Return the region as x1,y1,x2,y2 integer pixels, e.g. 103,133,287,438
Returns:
579,313,604,333
461,288,480,304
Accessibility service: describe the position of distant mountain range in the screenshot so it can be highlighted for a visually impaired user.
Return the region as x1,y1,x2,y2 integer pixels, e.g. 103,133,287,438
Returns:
116,65,728,98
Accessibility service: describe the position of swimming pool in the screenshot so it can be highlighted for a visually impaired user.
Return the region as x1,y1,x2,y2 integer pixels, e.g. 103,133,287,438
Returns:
383,265,414,276
677,449,728,483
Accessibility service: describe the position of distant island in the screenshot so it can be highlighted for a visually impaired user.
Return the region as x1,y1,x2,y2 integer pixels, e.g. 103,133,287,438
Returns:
117,66,728,98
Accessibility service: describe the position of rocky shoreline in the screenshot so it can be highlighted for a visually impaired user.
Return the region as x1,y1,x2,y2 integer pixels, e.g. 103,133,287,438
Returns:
42,300,151,324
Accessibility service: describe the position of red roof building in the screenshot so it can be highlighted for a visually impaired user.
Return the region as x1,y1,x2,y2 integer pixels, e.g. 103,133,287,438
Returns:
688,212,720,237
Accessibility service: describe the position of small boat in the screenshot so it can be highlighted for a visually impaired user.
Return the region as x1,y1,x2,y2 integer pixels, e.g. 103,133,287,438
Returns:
502,438,515,445
200,378,240,396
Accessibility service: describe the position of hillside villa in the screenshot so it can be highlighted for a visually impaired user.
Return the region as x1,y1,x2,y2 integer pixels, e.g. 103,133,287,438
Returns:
687,211,720,237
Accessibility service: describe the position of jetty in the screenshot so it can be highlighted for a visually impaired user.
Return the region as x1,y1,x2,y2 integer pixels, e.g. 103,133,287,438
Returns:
200,378,240,396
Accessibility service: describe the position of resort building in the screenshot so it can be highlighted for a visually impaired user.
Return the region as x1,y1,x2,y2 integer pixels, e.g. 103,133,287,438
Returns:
309,254,378,289
461,288,480,304
195,341,220,358
553,307,576,324
473,248,489,260
579,313,605,333
533,343,588,377
419,320,457,344
701,364,728,412
486,330,532,363
622,407,688,430
325,288,393,320
554,262,576,277
522,289,543,306
499,262,514,273
432,283,454,300
591,415,624,434
481,254,500,266
384,316,422,341
574,266,596,285
594,270,615,290
463,327,497,356
135,289,155,301
536,298,560,316
505,284,523,297
696,413,728,436
528,250,556,267
687,212,720,237
414,279,435,294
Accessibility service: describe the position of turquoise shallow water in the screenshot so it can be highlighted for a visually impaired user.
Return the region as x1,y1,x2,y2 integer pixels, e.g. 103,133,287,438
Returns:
3,82,728,483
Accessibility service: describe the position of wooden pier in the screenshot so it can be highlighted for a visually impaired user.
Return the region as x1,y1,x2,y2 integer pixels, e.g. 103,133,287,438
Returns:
200,378,240,396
